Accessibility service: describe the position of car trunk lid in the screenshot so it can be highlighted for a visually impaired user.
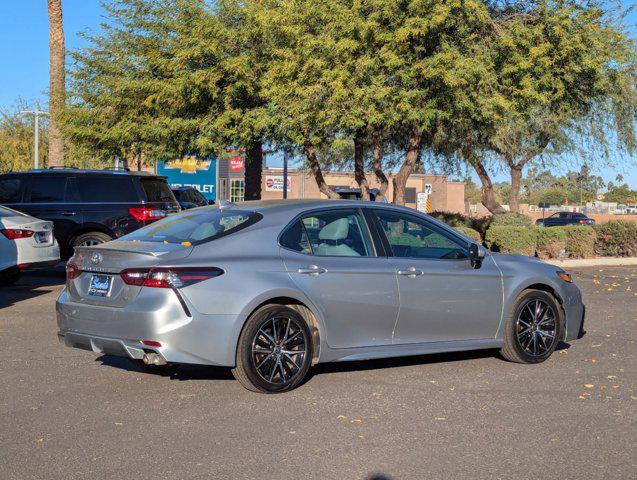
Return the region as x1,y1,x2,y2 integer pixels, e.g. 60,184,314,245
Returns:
67,240,193,307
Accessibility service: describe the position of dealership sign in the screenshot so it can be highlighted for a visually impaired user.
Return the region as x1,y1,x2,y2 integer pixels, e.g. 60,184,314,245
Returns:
265,175,291,192
156,156,217,201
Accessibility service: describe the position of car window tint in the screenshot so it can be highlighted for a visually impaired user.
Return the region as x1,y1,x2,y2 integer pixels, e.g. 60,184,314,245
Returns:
76,176,137,202
299,209,373,257
374,210,467,260
193,190,206,203
141,178,175,202
122,209,261,245
0,178,21,203
559,213,569,218
279,220,312,254
23,175,67,202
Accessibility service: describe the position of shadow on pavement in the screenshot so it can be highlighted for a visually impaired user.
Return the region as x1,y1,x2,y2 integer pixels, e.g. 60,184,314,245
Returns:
0,266,65,309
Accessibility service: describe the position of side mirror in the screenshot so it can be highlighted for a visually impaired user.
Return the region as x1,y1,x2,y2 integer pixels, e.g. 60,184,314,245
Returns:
469,243,484,269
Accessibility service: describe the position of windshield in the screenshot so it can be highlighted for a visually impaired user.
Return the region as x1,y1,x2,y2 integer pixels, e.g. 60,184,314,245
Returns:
122,209,262,245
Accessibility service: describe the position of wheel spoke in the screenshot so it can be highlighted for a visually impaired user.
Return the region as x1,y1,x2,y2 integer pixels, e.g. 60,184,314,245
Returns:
283,330,302,347
258,327,276,346
256,353,274,369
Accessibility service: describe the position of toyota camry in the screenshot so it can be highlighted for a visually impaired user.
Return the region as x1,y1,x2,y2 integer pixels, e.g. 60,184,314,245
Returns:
57,200,585,393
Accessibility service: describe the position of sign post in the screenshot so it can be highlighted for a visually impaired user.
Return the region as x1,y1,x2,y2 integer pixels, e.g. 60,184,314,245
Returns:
538,202,550,224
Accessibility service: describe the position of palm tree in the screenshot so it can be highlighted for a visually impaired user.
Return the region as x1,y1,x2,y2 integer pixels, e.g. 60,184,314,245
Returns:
47,0,65,167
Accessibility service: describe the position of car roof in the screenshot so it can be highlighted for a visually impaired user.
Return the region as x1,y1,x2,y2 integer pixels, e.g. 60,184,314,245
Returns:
223,199,422,216
171,186,196,191
10,169,165,178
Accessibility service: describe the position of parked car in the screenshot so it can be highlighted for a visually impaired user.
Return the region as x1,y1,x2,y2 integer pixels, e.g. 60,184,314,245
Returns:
536,211,595,227
57,200,585,393
334,187,386,202
0,205,60,285
0,169,180,259
170,186,210,209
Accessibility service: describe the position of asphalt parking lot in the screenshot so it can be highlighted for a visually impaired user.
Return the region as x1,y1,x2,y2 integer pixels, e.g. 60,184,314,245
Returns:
1,266,635,480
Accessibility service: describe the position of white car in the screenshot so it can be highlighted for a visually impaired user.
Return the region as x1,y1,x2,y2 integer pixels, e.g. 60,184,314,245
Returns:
0,205,60,285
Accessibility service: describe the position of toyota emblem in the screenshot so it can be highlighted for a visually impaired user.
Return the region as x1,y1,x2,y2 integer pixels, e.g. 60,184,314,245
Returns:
90,252,102,265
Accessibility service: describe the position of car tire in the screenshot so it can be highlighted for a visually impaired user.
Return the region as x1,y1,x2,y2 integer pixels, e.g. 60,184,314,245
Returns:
72,232,113,250
0,267,21,286
232,305,313,393
500,289,563,364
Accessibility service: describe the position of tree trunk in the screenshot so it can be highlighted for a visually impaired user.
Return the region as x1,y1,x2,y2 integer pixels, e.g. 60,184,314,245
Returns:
244,137,263,200
304,143,340,199
372,131,388,201
353,129,370,201
466,152,506,214
392,130,422,205
508,164,522,213
47,0,65,168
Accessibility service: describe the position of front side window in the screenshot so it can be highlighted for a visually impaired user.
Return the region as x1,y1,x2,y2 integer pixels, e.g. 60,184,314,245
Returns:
122,209,261,245
281,209,374,257
374,210,467,260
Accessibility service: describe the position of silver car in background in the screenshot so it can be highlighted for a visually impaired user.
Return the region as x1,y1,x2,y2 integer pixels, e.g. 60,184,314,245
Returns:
57,200,585,393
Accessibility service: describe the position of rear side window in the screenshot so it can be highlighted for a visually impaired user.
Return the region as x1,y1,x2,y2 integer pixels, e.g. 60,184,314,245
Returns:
141,178,175,203
23,175,69,202
122,209,262,245
0,178,21,203
280,220,312,254
76,176,138,202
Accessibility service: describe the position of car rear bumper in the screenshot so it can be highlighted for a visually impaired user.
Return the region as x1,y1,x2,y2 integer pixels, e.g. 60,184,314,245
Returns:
56,289,244,367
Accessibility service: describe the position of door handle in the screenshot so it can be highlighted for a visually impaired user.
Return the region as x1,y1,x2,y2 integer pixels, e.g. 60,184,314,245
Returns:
397,267,423,277
60,211,76,216
298,265,327,275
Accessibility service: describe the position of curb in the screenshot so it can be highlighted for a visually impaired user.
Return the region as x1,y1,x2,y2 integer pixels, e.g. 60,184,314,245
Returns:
545,257,637,268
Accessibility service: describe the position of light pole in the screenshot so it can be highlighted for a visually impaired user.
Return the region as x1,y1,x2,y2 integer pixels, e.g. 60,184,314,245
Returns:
20,110,49,169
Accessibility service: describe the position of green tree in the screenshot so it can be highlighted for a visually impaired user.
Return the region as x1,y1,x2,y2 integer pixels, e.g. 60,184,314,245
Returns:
0,102,49,173
483,0,637,212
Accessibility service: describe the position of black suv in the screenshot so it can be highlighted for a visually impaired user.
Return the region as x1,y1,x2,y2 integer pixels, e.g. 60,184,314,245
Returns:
536,211,595,227
0,169,180,258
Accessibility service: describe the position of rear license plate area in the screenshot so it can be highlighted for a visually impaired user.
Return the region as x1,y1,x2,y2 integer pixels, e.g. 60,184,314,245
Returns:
35,231,50,244
88,274,113,297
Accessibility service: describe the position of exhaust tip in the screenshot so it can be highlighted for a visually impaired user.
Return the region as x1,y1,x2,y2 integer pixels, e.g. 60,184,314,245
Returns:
142,353,167,366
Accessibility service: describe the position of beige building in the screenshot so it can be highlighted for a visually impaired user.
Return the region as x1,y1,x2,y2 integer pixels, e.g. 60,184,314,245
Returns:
218,163,465,213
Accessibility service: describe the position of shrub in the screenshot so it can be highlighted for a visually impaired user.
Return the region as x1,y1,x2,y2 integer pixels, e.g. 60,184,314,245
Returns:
429,211,472,228
489,212,534,228
454,226,482,243
593,220,637,257
563,226,596,258
485,226,537,256
536,228,567,259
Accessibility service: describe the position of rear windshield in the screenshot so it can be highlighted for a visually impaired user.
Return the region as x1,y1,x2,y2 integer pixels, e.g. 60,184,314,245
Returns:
141,178,176,203
122,209,262,245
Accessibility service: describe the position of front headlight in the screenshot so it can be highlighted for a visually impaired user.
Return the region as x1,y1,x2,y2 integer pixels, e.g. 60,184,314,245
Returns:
556,270,573,283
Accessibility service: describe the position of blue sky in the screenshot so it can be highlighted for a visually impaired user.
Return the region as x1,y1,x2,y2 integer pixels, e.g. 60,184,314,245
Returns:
0,0,635,187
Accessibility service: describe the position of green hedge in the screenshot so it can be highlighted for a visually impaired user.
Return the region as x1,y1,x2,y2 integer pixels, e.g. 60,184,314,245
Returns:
454,226,482,243
593,220,637,257
536,228,567,259
429,211,472,228
485,226,537,256
489,212,534,228
562,226,597,258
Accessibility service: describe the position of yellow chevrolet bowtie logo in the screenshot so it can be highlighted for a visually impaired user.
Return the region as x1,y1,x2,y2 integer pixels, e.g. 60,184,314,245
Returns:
164,156,210,174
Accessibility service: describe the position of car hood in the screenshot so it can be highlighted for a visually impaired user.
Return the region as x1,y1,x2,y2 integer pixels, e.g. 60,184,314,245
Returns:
490,252,560,275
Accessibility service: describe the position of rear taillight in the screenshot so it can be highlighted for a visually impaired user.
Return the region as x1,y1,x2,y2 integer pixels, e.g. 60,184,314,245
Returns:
1,228,34,240
66,262,81,287
120,267,223,288
128,207,167,222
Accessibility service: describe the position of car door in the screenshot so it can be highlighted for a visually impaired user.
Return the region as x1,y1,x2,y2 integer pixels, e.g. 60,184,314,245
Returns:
371,208,503,344
279,207,399,349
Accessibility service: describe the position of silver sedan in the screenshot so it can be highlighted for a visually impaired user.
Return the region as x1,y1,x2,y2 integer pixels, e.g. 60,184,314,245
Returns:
57,200,585,393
